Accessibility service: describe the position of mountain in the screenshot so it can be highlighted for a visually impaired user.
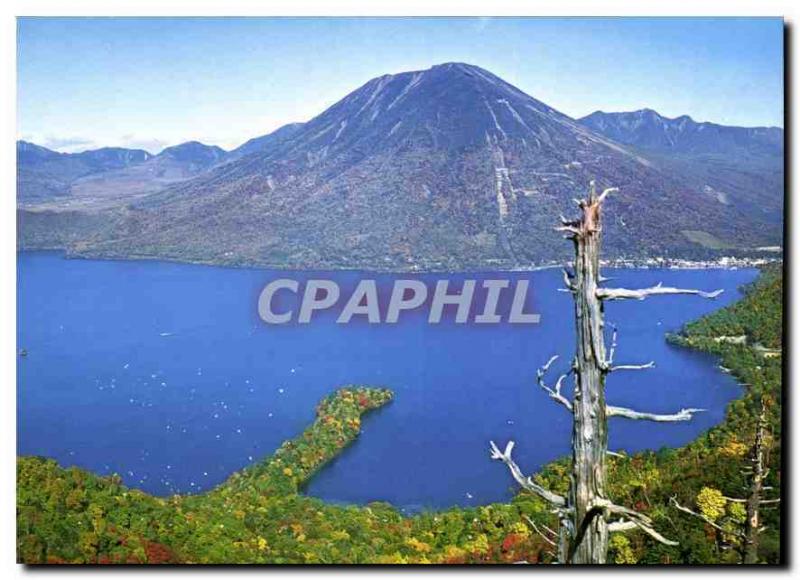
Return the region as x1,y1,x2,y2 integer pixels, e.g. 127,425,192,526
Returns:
17,141,63,164
579,109,782,157
157,141,226,167
75,147,152,169
19,63,784,269
17,142,152,201
65,141,228,206
579,109,784,224
18,141,229,210
226,123,305,161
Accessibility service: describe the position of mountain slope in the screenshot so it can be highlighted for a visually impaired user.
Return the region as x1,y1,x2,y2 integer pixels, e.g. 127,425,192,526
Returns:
65,141,228,207
579,109,782,157
17,142,152,201
579,109,784,224
19,64,784,268
226,123,305,161
157,141,226,167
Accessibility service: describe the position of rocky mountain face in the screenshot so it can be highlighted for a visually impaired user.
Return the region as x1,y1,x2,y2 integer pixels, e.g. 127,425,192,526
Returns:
579,109,784,226
18,64,784,269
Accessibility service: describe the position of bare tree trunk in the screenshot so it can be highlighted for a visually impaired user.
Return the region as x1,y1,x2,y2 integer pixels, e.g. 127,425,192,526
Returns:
558,518,571,564
673,398,777,564
568,185,609,563
743,400,768,564
492,180,720,564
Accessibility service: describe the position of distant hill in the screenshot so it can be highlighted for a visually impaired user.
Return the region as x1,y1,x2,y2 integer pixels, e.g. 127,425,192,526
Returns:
579,109,784,224
18,64,784,269
17,141,151,201
578,109,782,157
66,141,227,205
158,141,226,167
17,141,63,164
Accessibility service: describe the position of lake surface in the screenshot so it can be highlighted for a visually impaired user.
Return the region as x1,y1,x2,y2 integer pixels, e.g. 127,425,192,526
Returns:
17,252,757,510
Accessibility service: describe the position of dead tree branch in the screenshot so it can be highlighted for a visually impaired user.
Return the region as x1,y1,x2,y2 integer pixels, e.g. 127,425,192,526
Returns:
599,500,678,546
524,516,558,547
537,355,573,412
597,283,723,301
489,441,568,508
607,405,704,422
596,186,618,204
609,362,656,372
603,326,655,372
607,519,638,532
670,497,741,538
606,326,618,366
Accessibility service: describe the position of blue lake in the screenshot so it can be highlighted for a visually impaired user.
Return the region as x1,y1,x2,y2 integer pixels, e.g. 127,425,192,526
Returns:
17,252,757,510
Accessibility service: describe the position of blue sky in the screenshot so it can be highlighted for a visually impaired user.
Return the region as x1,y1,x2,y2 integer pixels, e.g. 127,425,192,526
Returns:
17,17,784,153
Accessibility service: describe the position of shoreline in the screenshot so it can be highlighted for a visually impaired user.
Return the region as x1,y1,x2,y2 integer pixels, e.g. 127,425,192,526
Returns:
18,247,781,275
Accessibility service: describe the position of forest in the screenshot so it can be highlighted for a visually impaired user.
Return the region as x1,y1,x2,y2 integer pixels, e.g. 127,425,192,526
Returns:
17,265,783,564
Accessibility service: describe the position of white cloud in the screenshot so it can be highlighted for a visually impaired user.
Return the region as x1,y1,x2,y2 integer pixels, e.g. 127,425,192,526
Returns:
41,136,97,152
17,132,177,155
116,135,172,155
17,133,98,153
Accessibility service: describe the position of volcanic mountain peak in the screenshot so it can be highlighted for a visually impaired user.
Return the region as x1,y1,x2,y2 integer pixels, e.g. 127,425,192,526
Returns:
233,61,625,175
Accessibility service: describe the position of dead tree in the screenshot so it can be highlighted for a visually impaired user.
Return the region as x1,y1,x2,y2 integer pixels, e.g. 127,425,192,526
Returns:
743,398,773,563
491,181,723,564
671,397,779,564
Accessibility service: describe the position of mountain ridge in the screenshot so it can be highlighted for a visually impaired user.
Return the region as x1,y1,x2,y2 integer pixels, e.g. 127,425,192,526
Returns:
17,141,153,201
18,63,784,269
18,140,229,207
578,108,783,156
578,108,784,225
